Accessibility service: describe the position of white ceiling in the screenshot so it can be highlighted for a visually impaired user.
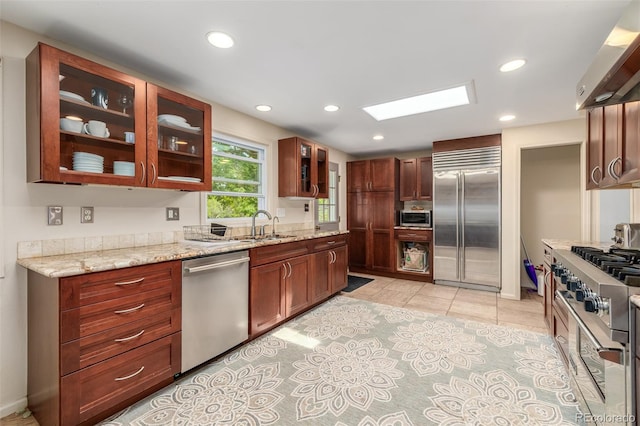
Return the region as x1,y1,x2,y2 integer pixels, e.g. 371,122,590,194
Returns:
0,0,631,155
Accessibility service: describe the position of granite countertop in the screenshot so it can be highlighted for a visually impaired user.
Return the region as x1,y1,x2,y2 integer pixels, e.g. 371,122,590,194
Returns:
541,238,613,251
18,230,348,278
631,295,640,309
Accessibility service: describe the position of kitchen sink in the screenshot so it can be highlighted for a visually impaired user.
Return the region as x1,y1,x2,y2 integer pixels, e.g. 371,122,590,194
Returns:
181,239,247,248
232,233,295,242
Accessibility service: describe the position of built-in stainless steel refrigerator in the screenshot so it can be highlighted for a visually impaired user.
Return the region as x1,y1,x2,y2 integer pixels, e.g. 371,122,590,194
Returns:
433,146,501,291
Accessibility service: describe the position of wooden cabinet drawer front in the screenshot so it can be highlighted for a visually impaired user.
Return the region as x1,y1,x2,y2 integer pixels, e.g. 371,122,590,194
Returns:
61,308,180,375
552,309,569,367
395,229,430,241
61,333,180,426
61,287,177,342
60,261,181,310
310,235,348,252
250,240,309,266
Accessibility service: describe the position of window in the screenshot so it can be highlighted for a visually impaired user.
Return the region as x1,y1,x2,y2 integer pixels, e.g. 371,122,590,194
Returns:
316,162,339,231
206,135,266,219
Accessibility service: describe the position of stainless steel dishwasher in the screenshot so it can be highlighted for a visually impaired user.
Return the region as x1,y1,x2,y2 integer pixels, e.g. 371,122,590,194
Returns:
181,250,249,372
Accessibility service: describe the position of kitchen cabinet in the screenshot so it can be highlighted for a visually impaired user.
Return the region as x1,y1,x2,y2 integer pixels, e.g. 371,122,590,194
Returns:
543,243,553,330
26,42,211,190
394,228,433,282
347,157,398,192
310,235,349,302
399,156,432,201
28,261,181,426
348,191,399,272
278,137,329,198
586,101,640,188
249,235,348,338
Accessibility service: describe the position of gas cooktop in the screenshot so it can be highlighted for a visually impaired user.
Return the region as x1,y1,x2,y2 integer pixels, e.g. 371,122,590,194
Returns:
571,246,640,286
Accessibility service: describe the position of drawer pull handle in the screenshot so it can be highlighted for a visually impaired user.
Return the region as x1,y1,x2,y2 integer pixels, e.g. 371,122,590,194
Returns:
114,329,145,342
326,241,336,245
114,303,145,314
114,277,145,286
114,366,144,381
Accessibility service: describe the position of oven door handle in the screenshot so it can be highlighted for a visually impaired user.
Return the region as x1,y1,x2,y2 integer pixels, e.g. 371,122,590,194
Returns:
554,290,624,365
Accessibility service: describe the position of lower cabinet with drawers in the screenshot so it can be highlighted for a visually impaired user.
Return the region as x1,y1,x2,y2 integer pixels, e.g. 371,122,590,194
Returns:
28,261,182,426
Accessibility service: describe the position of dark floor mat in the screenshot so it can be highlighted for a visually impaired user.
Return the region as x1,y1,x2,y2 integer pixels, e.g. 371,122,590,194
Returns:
343,275,374,292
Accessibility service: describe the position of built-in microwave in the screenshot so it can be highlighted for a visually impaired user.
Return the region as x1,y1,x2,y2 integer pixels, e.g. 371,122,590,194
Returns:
400,210,432,228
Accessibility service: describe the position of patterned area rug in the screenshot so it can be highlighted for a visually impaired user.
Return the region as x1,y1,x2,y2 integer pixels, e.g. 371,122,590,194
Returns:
101,296,580,426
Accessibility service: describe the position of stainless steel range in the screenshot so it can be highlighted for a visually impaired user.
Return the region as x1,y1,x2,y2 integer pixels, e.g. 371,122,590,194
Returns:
553,246,640,425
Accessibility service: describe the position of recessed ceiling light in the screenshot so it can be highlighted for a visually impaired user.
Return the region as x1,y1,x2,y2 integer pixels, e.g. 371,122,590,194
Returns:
255,105,272,112
499,59,526,72
499,114,516,122
373,135,384,141
363,82,474,121
324,105,339,112
206,31,234,48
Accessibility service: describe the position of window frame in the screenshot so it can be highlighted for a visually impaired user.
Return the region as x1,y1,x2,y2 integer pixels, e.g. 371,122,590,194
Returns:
203,132,268,222
315,162,339,231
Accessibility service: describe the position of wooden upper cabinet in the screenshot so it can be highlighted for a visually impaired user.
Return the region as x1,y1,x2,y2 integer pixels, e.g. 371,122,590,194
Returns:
399,156,432,201
586,101,640,189
618,101,640,185
25,42,211,191
347,158,398,192
399,159,417,200
146,84,212,191
586,107,604,189
278,137,329,198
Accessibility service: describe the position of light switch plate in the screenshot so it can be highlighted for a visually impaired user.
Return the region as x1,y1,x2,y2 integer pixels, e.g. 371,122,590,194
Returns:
166,207,180,221
81,206,94,223
47,206,63,225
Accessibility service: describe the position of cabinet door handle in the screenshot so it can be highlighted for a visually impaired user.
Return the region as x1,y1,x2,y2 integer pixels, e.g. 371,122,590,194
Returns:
114,329,145,342
590,166,602,185
609,156,621,180
114,277,145,286
151,163,157,185
544,270,551,286
332,251,337,264
287,262,292,278
114,303,145,314
114,366,145,381
282,263,287,280
140,161,146,184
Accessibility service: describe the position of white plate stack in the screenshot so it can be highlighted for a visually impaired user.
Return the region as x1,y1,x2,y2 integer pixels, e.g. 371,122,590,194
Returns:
157,114,201,131
113,161,135,176
73,152,104,173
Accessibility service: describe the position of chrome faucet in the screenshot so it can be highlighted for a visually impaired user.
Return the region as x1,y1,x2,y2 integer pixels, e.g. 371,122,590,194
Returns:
251,209,272,238
271,216,279,237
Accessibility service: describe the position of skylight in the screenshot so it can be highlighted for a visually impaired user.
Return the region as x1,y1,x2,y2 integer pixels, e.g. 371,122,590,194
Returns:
363,83,473,121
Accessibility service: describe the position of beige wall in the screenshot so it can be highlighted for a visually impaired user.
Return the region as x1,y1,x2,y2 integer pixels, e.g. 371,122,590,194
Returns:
520,145,582,272
0,21,350,416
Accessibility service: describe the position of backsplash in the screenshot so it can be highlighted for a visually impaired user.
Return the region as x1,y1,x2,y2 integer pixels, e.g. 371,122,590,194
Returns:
17,222,315,259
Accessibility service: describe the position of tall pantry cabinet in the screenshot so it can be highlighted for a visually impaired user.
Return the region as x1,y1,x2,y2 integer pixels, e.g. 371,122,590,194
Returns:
347,158,400,273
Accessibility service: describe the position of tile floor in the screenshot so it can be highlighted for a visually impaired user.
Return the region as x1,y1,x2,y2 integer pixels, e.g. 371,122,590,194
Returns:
0,274,546,426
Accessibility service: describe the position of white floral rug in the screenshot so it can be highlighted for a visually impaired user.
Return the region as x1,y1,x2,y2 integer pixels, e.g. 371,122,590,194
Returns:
101,296,581,425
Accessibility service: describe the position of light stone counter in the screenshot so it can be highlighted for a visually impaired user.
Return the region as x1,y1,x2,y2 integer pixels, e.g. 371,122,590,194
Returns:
631,294,640,309
17,230,348,278
541,238,613,251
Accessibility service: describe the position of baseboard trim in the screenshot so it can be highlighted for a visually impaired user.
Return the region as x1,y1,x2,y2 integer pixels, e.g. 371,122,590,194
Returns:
0,397,28,419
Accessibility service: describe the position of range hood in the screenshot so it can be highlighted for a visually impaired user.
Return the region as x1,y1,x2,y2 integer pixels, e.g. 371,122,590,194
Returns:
576,0,640,110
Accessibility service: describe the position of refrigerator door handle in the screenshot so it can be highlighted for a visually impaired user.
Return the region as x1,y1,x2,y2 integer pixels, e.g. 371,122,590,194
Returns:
459,172,465,281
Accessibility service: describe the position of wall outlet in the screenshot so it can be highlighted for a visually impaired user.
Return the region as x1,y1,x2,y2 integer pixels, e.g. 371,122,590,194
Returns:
81,206,94,223
47,206,63,225
304,203,309,212
166,207,180,221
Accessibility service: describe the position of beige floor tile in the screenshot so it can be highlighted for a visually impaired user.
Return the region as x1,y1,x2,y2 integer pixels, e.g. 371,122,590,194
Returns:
455,288,498,305
497,297,543,314
415,283,458,300
0,413,39,426
448,300,497,321
405,294,452,315
369,289,414,306
446,311,497,325
383,280,424,295
498,307,546,329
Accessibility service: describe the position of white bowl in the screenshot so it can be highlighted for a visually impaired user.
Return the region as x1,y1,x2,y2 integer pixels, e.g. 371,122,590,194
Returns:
60,118,83,133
